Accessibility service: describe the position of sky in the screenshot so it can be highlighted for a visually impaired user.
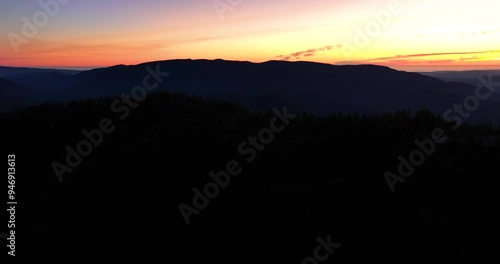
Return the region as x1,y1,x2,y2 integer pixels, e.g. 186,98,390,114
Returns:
1,0,499,71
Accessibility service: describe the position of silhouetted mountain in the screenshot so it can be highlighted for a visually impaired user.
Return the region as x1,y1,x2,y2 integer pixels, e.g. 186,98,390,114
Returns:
61,60,500,123
3,60,500,124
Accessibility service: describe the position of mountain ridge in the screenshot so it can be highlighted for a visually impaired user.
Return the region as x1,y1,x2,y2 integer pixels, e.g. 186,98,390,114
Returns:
2,59,500,124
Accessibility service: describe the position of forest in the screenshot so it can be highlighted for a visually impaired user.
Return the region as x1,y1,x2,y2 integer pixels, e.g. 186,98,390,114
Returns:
1,91,499,263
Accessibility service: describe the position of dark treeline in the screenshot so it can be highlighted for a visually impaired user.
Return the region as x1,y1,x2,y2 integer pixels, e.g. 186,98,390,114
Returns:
2,92,499,263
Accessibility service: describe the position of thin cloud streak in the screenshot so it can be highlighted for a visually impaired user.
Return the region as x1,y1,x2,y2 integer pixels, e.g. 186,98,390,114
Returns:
360,51,500,62
276,46,334,61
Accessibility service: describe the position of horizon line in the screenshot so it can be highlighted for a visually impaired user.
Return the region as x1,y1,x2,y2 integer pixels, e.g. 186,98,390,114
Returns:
2,59,500,73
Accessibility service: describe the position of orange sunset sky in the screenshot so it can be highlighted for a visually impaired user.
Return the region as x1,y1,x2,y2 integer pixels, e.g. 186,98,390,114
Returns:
1,0,499,71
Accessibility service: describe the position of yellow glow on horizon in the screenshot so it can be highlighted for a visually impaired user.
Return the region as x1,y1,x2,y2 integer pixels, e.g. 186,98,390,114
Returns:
0,0,499,71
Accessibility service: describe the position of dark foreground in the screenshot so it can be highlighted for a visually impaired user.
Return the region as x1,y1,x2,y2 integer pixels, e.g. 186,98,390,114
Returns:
1,92,499,263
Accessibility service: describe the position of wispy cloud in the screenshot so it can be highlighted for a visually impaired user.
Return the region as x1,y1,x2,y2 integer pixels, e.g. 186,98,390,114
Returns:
276,45,334,61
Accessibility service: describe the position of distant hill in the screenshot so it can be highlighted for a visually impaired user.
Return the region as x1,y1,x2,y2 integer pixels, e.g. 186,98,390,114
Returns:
3,71,77,94
420,70,500,88
0,78,48,111
420,70,500,79
0,66,80,78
